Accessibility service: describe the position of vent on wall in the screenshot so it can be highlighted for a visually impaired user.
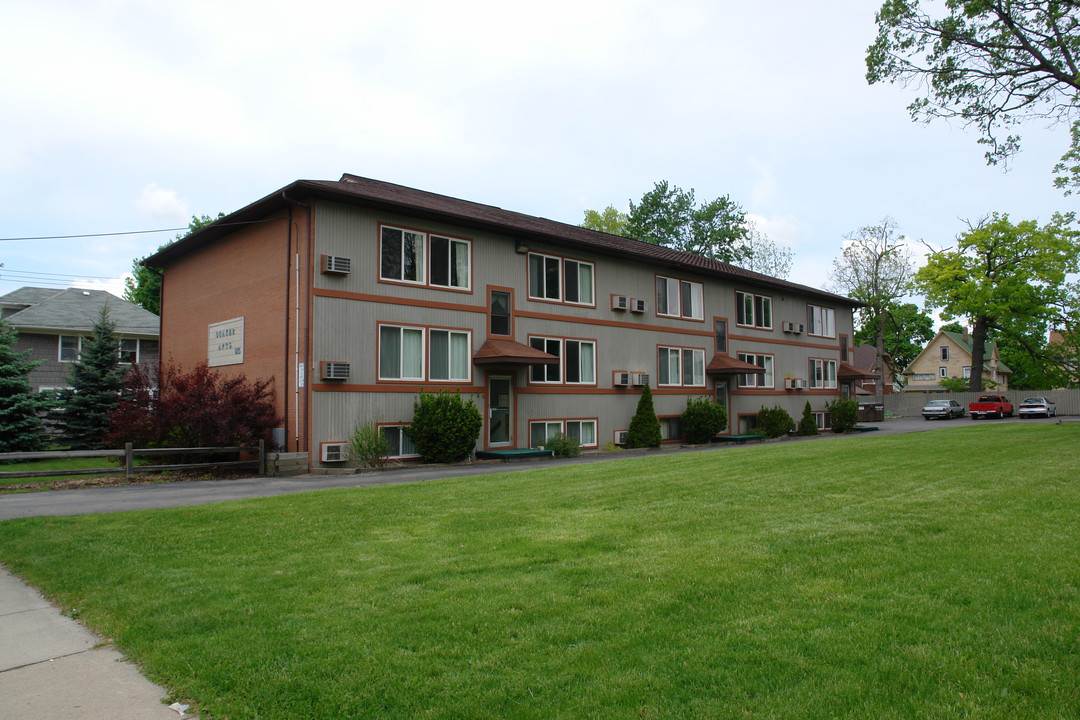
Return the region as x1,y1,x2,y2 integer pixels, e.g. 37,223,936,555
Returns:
322,255,352,275
321,442,347,463
320,361,351,380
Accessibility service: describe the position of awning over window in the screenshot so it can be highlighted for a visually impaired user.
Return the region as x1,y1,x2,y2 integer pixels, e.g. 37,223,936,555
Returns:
838,362,879,380
705,354,766,376
474,338,560,365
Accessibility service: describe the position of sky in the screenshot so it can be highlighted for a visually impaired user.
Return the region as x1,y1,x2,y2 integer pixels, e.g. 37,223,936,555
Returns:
2,0,1074,317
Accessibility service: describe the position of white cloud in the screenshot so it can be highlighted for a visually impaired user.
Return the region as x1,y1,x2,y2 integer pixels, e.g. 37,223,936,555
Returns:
135,183,189,223
72,275,129,300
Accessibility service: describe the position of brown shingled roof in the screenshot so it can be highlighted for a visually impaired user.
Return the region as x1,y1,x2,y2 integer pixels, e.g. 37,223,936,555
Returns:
473,339,559,365
146,174,859,306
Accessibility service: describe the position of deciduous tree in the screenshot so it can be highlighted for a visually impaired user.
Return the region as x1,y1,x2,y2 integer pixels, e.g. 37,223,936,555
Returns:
580,205,629,236
830,217,914,402
124,213,223,314
626,181,751,263
913,212,1080,391
866,0,1080,192
854,302,935,383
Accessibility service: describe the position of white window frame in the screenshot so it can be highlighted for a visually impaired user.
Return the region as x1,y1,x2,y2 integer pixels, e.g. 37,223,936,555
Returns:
428,329,472,382
810,358,838,389
529,419,598,449
429,235,471,290
656,276,704,320
913,373,935,382
939,366,948,379
529,337,596,385
737,352,775,388
963,366,972,378
659,416,683,442
813,411,832,431
380,424,420,458
736,291,773,330
380,226,426,285
807,305,836,338
658,347,705,387
378,325,426,381
528,253,595,305
940,346,950,361
118,338,140,365
563,259,595,305
58,335,82,362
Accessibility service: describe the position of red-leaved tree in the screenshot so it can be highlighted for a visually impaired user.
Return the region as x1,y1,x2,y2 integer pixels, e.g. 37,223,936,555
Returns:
105,361,278,451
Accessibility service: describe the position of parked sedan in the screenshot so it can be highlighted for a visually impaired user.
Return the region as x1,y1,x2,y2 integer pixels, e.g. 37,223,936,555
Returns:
1018,397,1057,418
922,399,966,420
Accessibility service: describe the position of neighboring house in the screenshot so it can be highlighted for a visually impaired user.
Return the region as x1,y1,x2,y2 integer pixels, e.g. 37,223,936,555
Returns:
0,287,160,392
145,174,862,467
900,328,1011,393
852,344,893,396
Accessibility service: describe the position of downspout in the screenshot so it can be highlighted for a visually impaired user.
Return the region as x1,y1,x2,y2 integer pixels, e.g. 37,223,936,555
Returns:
281,191,309,452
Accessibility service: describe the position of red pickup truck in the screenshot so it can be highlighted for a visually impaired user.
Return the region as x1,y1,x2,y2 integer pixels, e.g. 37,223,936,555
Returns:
969,394,1014,419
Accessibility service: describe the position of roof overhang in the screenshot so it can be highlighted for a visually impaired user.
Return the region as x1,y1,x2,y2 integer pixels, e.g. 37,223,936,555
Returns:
706,353,766,376
838,362,879,381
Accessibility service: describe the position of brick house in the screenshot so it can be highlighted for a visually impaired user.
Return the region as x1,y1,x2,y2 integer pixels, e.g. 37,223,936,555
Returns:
0,287,160,392
145,174,862,467
900,328,1011,392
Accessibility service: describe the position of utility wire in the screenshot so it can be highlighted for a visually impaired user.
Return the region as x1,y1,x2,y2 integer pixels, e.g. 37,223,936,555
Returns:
0,218,284,242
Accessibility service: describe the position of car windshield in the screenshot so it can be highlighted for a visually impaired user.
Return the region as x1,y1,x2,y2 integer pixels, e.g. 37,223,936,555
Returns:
1022,398,1046,404
926,401,948,407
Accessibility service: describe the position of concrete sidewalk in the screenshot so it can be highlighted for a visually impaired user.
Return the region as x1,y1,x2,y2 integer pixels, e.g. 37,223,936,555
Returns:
0,566,190,720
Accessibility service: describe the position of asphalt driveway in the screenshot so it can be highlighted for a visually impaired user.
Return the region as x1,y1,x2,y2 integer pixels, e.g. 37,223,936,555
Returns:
1,414,1072,521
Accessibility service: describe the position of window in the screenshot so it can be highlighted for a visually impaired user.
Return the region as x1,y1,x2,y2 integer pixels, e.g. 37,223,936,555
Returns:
490,290,511,336
530,419,598,448
380,425,418,458
118,338,139,364
656,276,704,320
528,253,595,305
913,373,935,382
813,411,832,431
379,326,425,380
59,335,82,362
810,359,838,389
963,366,971,378
736,291,772,329
429,329,470,381
807,305,836,338
381,226,425,284
839,334,849,362
940,346,950,361
380,225,472,290
939,366,948,379
430,235,470,289
529,337,596,384
737,352,774,388
714,319,728,353
658,347,705,387
659,416,683,442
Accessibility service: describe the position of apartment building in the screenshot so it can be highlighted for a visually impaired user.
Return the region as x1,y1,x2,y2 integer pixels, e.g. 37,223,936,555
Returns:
146,174,861,467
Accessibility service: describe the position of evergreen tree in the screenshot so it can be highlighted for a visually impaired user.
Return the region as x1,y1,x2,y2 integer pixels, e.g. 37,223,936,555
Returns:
60,306,125,449
0,317,45,453
626,385,662,448
797,401,819,437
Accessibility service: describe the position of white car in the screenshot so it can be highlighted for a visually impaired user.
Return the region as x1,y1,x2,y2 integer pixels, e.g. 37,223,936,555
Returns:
1018,397,1057,418
922,399,966,420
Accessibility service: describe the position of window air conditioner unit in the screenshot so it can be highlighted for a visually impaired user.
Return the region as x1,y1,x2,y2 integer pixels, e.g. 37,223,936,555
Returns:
321,443,347,463
613,371,630,387
783,321,802,334
320,361,351,380
631,372,650,386
630,298,647,313
612,295,629,311
784,378,795,389
796,379,808,390
322,255,352,275
614,430,628,446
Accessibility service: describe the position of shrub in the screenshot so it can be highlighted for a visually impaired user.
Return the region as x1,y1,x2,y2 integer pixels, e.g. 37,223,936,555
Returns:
404,390,482,463
757,405,795,438
347,421,391,468
827,398,860,433
798,401,819,436
544,432,581,458
681,396,727,444
626,385,662,448
105,362,279,457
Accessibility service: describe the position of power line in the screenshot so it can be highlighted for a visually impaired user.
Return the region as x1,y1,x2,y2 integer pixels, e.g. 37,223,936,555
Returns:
0,218,285,242
1,268,122,280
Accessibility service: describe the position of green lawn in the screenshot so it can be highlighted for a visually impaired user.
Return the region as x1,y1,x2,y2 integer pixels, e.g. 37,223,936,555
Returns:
1,424,1078,719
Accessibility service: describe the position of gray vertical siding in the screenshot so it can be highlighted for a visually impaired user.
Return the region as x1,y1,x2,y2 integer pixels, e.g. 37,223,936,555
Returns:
310,200,857,463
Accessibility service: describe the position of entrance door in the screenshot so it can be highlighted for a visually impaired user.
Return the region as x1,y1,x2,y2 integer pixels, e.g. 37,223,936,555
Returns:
488,376,513,446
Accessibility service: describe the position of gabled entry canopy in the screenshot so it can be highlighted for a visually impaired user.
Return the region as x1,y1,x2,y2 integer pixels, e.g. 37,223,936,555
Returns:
474,339,559,365
838,362,879,381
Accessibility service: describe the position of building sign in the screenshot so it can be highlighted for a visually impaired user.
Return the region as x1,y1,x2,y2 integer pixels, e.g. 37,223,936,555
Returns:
208,317,244,367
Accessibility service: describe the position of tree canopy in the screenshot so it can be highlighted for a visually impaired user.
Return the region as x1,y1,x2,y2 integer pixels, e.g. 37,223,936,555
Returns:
0,317,45,452
626,181,751,263
866,0,1080,192
124,213,223,314
913,212,1080,390
581,206,629,236
853,302,935,383
830,218,915,401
